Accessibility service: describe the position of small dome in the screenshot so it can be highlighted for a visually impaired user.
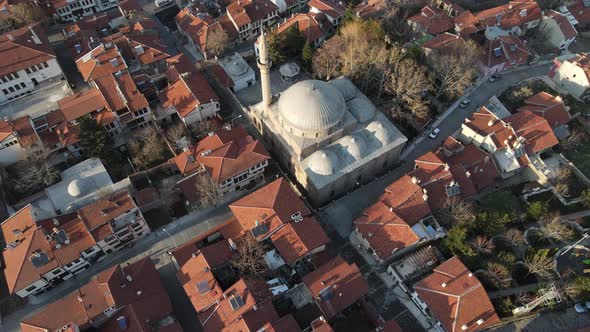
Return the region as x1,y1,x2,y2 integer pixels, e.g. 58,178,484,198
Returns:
346,97,376,123
329,78,357,101
279,62,300,77
68,179,86,197
367,120,393,145
308,150,340,176
338,135,367,160
224,55,248,76
278,80,346,132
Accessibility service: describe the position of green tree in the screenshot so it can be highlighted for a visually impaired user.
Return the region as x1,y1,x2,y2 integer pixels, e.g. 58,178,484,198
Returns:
78,116,106,159
527,201,549,220
471,211,511,237
301,41,314,70
268,26,304,65
581,189,590,208
443,226,475,257
342,3,356,24
571,276,590,300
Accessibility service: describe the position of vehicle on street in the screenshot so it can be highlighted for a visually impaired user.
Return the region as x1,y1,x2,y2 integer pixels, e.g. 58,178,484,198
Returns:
575,302,590,313
155,0,172,7
488,74,502,82
459,99,470,108
429,128,441,139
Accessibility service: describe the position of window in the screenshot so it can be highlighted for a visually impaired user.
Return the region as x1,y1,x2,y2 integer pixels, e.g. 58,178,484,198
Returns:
25,68,30,74
8,87,14,93
25,285,37,292
104,235,116,243
2,89,7,94
20,83,25,88
0,77,6,83
14,84,20,91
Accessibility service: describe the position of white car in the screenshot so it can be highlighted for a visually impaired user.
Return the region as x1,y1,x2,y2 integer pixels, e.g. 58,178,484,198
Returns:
575,302,590,313
429,128,441,139
155,0,172,7
459,99,470,108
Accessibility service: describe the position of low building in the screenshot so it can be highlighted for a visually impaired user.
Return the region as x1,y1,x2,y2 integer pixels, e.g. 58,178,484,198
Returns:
539,10,577,51
175,6,238,60
413,256,501,332
1,189,149,298
226,0,279,42
270,0,307,14
229,178,330,266
159,56,220,128
20,257,181,331
473,0,541,36
218,53,256,91
518,91,571,138
422,32,466,65
550,53,590,99
309,0,345,27
302,255,369,319
458,106,559,178
480,35,531,74
274,13,334,49
173,125,270,204
0,117,40,166
568,0,590,28
0,24,65,105
354,0,387,19
52,0,119,23
408,6,454,35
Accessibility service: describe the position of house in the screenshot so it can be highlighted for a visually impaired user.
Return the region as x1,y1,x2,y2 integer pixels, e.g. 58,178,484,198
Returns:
309,0,345,27
568,0,590,28
422,32,466,63
473,0,541,36
175,6,238,60
229,178,330,266
408,6,454,35
226,0,279,42
159,55,220,128
302,255,369,319
413,256,500,332
539,10,577,50
52,0,119,23
173,125,271,204
57,88,119,137
0,24,64,105
518,91,571,138
480,35,531,74
550,53,590,99
270,0,307,14
218,53,256,91
458,106,559,178
20,257,181,332
354,0,387,19
351,174,443,264
0,117,41,166
1,190,150,298
275,13,334,49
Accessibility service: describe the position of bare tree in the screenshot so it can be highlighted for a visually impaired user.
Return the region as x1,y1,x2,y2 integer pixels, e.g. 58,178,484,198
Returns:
0,4,48,29
524,249,555,280
537,214,574,242
165,122,190,150
434,197,475,226
194,174,222,208
514,292,533,305
486,262,511,288
381,6,411,44
206,28,230,58
386,56,431,119
553,166,573,196
471,236,495,255
230,237,268,277
504,228,526,246
192,120,216,140
129,126,170,170
561,128,589,151
432,40,480,99
13,147,59,195
312,37,344,80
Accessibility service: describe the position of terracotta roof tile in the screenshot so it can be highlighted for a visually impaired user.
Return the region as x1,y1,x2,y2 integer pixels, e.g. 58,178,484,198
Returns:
518,91,571,129
507,110,559,154
176,8,237,59
77,191,138,242
12,116,40,149
226,0,278,29
160,70,218,118
58,88,111,121
308,0,345,19
569,0,590,25
270,216,330,265
422,32,463,50
276,13,333,45
353,0,387,18
0,24,55,77
302,256,369,318
545,10,577,40
481,35,531,69
475,0,541,30
76,45,126,81
258,314,301,332
414,257,500,332
408,6,454,34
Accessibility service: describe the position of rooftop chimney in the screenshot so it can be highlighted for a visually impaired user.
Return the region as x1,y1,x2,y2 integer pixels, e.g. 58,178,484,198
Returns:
126,275,133,282
441,282,447,288
476,319,484,325
461,325,468,331
6,34,13,41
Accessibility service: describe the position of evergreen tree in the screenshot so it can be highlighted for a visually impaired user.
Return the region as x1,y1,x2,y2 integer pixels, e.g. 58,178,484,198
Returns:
301,41,314,70
342,3,356,24
268,26,304,65
78,116,106,159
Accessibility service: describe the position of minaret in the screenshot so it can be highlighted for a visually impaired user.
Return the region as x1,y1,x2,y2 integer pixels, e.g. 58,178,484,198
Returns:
257,31,272,112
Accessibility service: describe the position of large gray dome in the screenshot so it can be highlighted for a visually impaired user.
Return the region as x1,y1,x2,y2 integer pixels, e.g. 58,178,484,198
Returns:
278,80,345,132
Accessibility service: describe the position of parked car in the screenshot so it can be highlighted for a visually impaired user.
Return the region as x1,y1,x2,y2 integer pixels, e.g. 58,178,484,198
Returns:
459,99,470,108
575,302,590,313
429,128,441,139
155,0,172,7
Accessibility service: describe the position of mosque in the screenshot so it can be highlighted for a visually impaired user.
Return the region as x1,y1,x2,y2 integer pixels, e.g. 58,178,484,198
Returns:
247,33,408,205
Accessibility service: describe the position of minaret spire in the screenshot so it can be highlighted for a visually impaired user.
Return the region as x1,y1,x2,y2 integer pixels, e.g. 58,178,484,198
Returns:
257,30,272,112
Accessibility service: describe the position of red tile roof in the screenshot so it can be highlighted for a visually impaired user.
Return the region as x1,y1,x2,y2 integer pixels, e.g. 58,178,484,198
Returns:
259,314,301,332
174,125,269,182
125,33,170,66
545,10,577,40
115,71,149,112
77,190,138,242
226,0,278,29
21,258,177,332
569,0,590,25
382,320,403,332
159,70,219,119
230,178,329,264
454,10,479,35
354,201,420,259
408,6,454,34
308,0,345,20
353,0,387,18
414,256,501,332
518,91,571,129
380,175,432,225
0,24,55,77
481,35,531,70
508,110,559,154
423,32,463,50
446,144,499,192
11,116,40,149
176,7,237,59
76,44,127,81
0,120,12,141
310,316,334,332
276,13,333,45
474,0,541,31
58,88,111,122
303,256,369,318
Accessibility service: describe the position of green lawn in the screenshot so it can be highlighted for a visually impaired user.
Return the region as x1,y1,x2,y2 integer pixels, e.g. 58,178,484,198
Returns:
480,189,524,215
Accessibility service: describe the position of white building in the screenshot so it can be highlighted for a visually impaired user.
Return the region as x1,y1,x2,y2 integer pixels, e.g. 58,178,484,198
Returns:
550,53,590,99
53,0,119,23
539,10,577,50
219,53,256,91
0,24,64,105
226,0,279,42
